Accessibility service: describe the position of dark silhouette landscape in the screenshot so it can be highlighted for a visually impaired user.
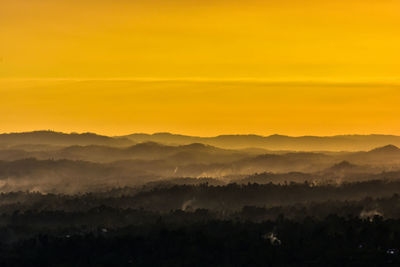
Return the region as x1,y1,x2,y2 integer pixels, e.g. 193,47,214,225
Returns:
0,131,400,265
4,0,399,264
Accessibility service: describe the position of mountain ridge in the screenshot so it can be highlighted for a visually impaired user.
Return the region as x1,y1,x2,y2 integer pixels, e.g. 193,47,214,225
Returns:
2,131,400,151
121,132,400,151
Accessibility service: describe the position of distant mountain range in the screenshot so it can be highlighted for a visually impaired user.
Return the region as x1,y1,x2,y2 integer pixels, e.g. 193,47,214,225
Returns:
0,131,132,147
121,133,400,151
1,131,400,151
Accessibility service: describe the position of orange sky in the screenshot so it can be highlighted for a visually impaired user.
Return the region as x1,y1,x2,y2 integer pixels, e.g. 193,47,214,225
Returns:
1,0,399,136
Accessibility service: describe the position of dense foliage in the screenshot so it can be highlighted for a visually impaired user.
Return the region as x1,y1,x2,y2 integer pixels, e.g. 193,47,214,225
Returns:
0,181,399,265
1,217,400,266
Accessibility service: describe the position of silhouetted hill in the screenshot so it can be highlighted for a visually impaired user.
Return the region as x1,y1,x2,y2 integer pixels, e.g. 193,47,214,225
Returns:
234,172,312,184
122,133,400,151
319,161,380,179
326,161,358,172
344,145,400,164
3,131,400,151
369,144,400,154
234,152,334,173
0,131,133,147
0,157,399,194
0,142,248,163
1,143,400,183
0,158,164,193
125,132,199,145
144,177,225,188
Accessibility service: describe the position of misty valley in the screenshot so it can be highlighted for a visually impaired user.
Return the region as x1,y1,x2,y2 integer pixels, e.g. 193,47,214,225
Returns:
1,131,400,266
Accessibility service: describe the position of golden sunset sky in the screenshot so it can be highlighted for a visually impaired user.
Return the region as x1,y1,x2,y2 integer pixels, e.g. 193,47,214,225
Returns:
1,0,399,136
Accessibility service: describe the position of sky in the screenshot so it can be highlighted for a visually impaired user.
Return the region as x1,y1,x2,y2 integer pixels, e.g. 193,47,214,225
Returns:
1,0,399,136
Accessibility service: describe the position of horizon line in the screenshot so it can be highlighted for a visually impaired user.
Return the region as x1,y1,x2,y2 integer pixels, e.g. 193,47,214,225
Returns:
1,130,400,139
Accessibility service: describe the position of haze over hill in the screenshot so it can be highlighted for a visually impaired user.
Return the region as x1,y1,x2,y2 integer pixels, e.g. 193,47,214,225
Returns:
0,131,132,148
2,131,400,151
0,138,399,193
123,133,400,151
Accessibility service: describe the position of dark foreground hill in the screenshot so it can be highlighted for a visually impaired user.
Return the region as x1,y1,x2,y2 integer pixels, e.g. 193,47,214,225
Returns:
3,216,400,267
1,182,400,266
